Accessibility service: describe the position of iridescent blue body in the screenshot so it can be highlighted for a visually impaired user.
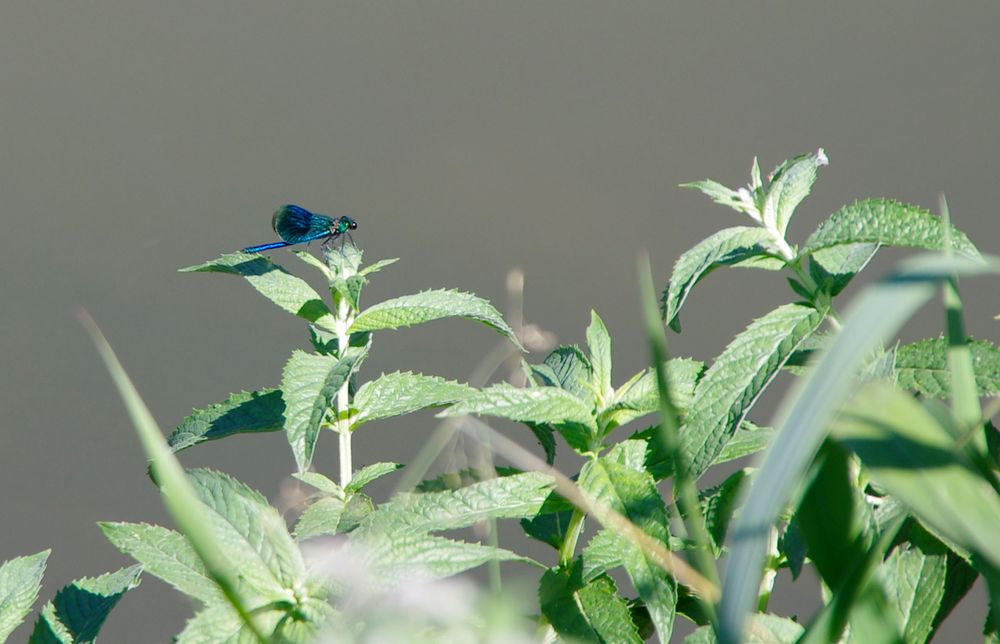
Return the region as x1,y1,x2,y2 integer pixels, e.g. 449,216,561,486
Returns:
243,205,357,253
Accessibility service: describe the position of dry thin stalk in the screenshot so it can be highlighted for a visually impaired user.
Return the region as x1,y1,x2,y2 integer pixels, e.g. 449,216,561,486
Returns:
459,416,720,602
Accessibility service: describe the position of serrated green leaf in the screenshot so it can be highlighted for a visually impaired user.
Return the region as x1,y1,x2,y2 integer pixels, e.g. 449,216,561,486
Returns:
180,591,326,644
167,389,285,453
809,243,879,296
842,589,906,644
180,254,338,332
539,562,642,644
322,241,364,276
604,358,704,428
281,347,368,472
929,546,978,639
330,275,365,311
294,497,346,540
786,277,814,302
439,384,596,429
662,227,781,332
579,458,675,642
699,469,750,556
527,362,559,388
685,613,803,643
359,471,554,535
179,598,319,644
581,529,624,582
359,532,533,587
0,550,49,642
713,421,775,465
629,420,770,480
99,522,222,605
779,519,807,580
358,257,400,277
526,422,558,464
345,462,403,493
539,346,593,401
586,311,613,406
82,316,268,638
349,289,522,349
673,586,713,628
272,596,333,644
29,565,141,644
521,496,577,551
174,602,257,644
803,199,981,260
895,337,1000,398
880,540,946,644
335,493,374,536
185,469,304,598
832,383,1000,570
719,254,1000,643
732,255,787,270
604,438,650,472
414,467,519,492
681,179,760,220
762,148,828,236
799,515,905,644
307,326,339,355
683,303,825,480
796,442,870,590
352,372,473,428
784,331,832,374
290,250,334,281
292,472,344,498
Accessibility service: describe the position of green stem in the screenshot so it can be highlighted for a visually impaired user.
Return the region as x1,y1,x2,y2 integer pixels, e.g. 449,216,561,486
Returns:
559,508,587,566
333,268,357,488
756,527,780,611
788,258,845,332
788,258,819,295
768,228,796,263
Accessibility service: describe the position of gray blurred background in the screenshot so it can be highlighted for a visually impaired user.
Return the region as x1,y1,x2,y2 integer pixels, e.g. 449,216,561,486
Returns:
3,2,998,641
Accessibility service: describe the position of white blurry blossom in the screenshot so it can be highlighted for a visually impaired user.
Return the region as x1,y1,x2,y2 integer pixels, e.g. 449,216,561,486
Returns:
302,538,537,644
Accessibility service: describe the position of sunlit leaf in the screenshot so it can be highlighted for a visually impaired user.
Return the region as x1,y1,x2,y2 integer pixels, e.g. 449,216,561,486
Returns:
0,550,49,642
350,289,522,349
180,254,338,331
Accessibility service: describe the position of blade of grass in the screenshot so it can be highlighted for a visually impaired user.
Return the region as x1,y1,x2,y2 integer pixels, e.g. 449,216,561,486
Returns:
718,254,1000,644
939,196,1000,492
639,254,721,622
940,195,985,448
79,311,268,643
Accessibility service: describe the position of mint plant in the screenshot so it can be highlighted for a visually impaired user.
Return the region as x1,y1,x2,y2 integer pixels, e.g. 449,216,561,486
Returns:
3,150,1000,643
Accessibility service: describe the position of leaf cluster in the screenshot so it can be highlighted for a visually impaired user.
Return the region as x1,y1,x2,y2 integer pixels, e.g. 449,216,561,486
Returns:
4,151,1000,643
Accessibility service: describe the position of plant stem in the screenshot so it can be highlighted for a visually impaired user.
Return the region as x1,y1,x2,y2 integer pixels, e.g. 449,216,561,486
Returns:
559,508,586,566
336,322,352,487
333,265,357,489
768,227,796,263
756,527,780,611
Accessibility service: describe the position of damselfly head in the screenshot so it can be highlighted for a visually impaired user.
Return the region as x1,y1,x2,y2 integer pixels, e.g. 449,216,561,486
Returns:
334,216,357,235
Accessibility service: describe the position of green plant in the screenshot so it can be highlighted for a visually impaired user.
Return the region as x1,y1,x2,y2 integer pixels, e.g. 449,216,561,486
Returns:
3,150,999,643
